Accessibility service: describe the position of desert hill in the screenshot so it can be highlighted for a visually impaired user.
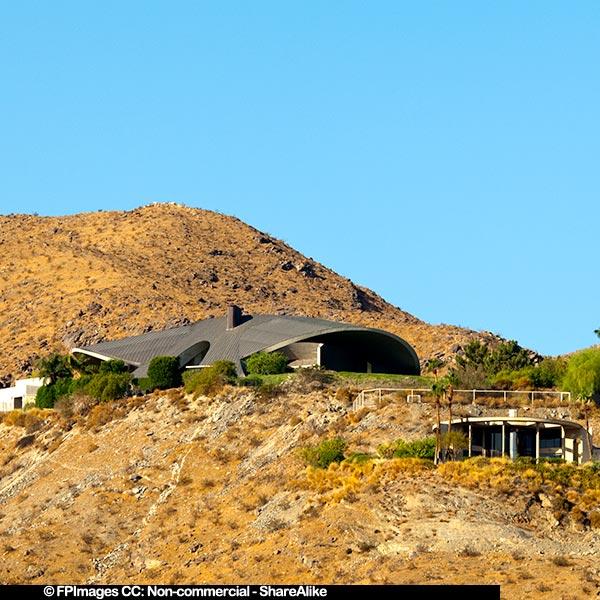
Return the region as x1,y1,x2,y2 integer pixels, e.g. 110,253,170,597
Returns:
0,384,597,596
0,203,500,381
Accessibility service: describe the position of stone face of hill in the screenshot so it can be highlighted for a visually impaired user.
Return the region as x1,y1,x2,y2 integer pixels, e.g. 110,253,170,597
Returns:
0,388,597,595
0,203,497,380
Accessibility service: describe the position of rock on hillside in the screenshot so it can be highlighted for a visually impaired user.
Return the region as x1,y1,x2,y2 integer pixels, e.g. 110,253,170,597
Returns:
0,203,499,380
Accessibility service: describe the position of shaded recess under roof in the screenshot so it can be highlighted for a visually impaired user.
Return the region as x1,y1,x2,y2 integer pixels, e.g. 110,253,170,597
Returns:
72,306,420,377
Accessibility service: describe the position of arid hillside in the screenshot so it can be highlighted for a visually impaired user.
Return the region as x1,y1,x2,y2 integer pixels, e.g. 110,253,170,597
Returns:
0,382,598,597
0,202,500,381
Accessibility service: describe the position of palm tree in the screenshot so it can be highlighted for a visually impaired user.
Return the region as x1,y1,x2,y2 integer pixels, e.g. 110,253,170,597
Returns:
431,379,447,464
445,384,455,460
425,357,444,377
35,353,72,385
595,328,600,340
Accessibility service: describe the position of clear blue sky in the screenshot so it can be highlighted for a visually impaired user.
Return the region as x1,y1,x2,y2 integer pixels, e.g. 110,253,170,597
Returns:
1,2,598,356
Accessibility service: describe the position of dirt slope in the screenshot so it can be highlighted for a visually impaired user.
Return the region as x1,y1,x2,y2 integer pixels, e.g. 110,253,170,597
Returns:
0,387,597,597
0,203,499,381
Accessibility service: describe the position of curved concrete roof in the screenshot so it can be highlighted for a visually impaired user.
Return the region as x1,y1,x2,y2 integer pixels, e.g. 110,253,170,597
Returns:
73,314,420,377
434,415,588,432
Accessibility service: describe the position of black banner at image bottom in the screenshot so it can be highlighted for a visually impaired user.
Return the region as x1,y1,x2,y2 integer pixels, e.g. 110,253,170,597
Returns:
0,584,500,599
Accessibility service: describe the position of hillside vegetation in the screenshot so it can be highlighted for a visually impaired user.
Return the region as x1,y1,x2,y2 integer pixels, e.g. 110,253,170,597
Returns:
0,203,502,381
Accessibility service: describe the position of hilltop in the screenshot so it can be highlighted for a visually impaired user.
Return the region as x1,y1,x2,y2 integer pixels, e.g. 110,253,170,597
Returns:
0,203,500,381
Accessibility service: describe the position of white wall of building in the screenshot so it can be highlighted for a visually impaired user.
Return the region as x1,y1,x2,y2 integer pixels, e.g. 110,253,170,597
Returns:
0,377,45,412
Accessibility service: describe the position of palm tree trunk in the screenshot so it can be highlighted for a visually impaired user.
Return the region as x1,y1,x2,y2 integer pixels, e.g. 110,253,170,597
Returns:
435,399,441,465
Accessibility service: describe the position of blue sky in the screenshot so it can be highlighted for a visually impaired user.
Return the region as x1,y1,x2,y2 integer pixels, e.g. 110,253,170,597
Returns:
1,2,599,356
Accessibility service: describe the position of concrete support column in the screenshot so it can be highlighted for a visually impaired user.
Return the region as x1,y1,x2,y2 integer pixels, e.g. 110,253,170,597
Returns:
468,423,472,458
535,424,540,464
501,423,506,457
561,426,565,461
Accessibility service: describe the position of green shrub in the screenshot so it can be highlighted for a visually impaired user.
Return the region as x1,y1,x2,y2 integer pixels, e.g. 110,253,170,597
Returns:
99,359,129,374
531,358,567,388
184,361,238,397
245,351,288,375
147,356,182,390
36,385,57,409
238,374,264,387
254,382,281,401
452,340,535,387
346,452,375,464
300,437,346,469
35,378,74,408
135,377,153,393
561,348,600,400
83,372,131,402
378,437,436,460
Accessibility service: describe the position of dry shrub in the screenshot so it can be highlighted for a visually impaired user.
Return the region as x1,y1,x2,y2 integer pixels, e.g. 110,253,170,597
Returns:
335,387,356,405
2,409,52,430
15,434,35,450
85,402,127,430
304,458,432,503
328,416,347,434
347,407,370,424
589,510,600,529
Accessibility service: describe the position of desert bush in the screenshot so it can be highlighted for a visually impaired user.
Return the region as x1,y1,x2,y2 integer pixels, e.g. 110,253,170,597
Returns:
83,372,131,402
98,359,129,374
183,361,238,397
244,352,288,375
53,396,74,419
238,374,263,387
147,356,182,390
345,452,375,464
450,363,489,389
378,437,436,460
2,408,52,429
15,434,35,449
85,402,127,430
300,437,346,469
589,510,600,529
440,430,469,453
254,382,281,401
304,457,433,503
335,387,356,405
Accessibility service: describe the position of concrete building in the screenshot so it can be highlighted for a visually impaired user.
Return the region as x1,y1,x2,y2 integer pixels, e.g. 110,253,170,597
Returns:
435,413,593,464
72,306,420,377
0,378,45,412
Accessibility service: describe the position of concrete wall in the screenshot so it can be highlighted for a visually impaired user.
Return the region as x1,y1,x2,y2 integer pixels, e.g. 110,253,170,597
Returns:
0,377,45,412
279,342,321,368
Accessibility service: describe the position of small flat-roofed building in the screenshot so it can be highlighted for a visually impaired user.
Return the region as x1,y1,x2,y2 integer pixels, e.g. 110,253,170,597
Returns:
434,414,593,463
72,306,420,378
0,377,45,412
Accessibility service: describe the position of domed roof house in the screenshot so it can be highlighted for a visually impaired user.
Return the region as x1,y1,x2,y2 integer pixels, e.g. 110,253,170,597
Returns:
72,305,420,378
